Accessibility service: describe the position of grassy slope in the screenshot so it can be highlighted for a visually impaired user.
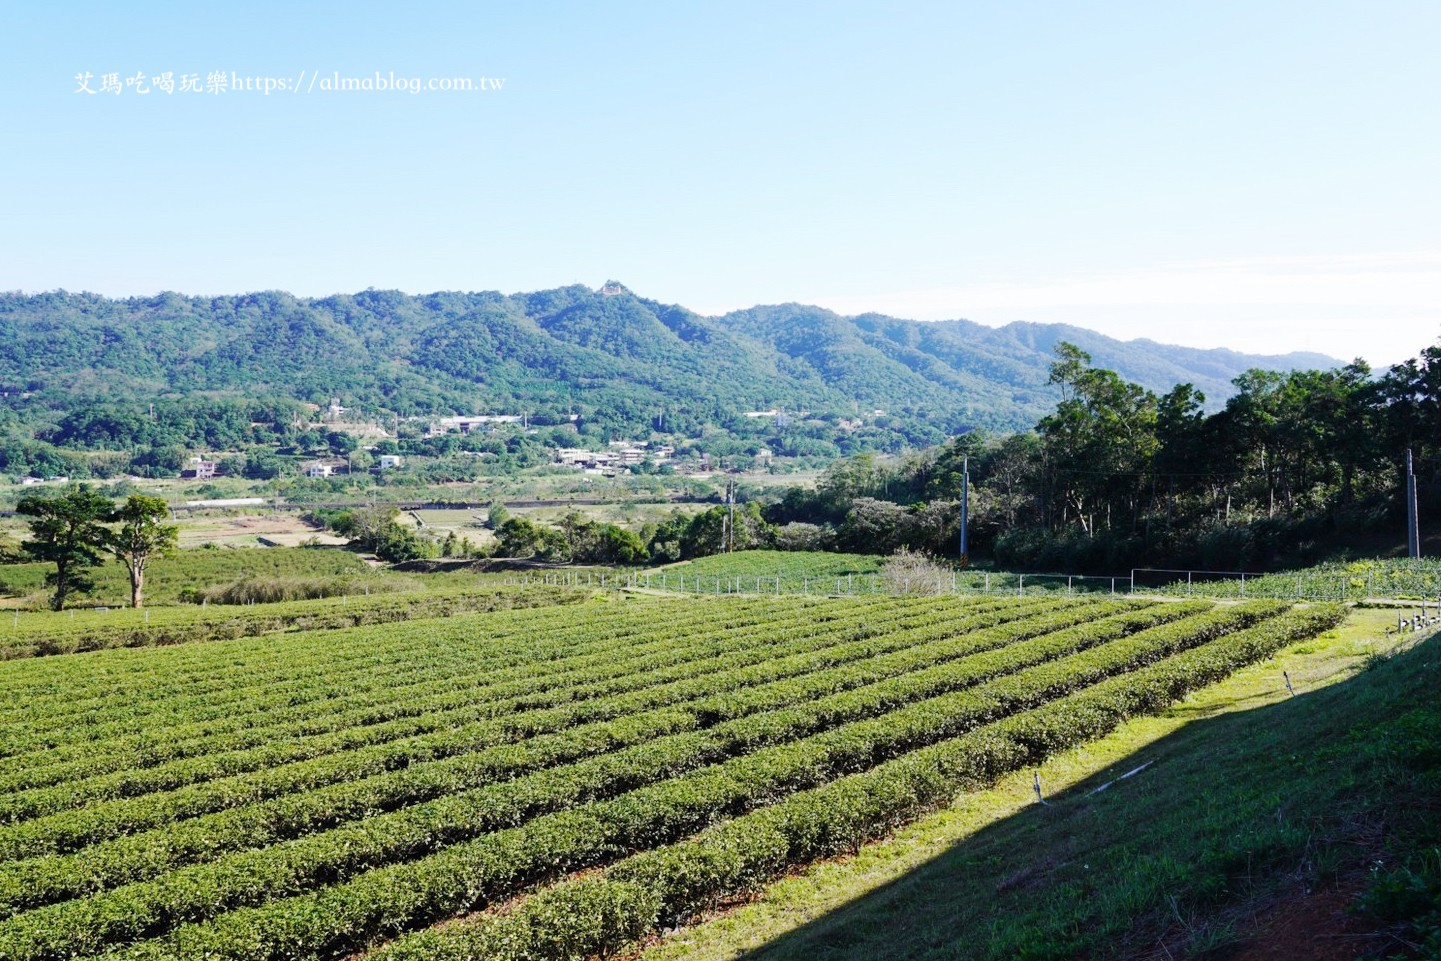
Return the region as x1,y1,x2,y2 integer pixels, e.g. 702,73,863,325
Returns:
663,551,884,580
0,547,378,607
640,609,1441,961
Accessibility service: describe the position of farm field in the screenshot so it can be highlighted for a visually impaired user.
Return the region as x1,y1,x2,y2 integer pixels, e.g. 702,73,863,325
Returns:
0,582,588,659
0,590,1344,961
0,510,338,552
639,607,1441,961
402,502,710,547
168,514,348,550
0,547,381,609
656,550,1441,603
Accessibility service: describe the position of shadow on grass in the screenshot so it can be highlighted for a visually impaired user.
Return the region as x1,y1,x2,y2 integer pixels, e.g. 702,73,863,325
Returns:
735,635,1441,961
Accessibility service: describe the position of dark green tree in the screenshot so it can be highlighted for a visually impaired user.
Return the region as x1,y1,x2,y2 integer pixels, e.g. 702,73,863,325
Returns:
16,485,114,610
1038,343,1158,535
374,524,434,563
496,517,567,560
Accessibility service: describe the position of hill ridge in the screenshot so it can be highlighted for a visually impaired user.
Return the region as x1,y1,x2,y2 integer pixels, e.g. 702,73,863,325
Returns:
0,285,1340,435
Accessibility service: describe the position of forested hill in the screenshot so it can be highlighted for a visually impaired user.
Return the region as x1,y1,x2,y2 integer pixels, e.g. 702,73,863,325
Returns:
0,285,1337,436
722,305,1337,425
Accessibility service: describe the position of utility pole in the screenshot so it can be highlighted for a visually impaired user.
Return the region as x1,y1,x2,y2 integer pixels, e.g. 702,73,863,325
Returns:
725,478,737,552
1407,448,1421,559
714,457,726,552
958,455,970,567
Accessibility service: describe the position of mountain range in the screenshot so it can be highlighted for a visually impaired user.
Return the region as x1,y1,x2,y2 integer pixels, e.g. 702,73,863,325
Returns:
0,284,1339,434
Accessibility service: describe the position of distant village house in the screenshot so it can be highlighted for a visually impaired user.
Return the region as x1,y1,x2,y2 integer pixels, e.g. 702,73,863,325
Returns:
180,456,219,480
304,461,344,478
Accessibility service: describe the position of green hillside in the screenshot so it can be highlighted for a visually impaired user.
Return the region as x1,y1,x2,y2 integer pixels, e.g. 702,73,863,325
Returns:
0,285,1337,444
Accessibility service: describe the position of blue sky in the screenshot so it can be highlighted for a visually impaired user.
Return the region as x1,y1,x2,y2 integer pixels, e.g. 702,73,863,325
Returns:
3,1,1438,366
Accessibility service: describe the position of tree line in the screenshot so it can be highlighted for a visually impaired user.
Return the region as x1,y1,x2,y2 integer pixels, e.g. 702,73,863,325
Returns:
765,340,1440,572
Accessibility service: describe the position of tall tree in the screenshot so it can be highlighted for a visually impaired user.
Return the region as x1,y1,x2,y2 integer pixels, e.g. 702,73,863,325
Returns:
1154,384,1209,526
1038,343,1158,535
1377,345,1441,485
16,486,114,611
106,495,178,609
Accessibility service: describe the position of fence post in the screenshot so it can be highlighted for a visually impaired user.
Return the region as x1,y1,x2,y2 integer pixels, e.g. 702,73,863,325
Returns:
1018,574,1025,596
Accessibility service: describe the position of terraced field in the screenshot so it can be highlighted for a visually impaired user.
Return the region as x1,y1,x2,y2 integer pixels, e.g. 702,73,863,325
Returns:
0,583,588,660
0,592,1345,961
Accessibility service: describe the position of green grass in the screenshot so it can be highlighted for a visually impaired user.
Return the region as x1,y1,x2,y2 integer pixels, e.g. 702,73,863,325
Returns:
1141,556,1441,603
660,551,1441,604
660,551,885,594
665,550,884,577
0,546,378,608
657,552,1143,598
637,608,1441,961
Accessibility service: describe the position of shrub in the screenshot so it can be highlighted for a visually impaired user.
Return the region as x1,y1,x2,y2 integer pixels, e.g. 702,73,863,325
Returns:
189,577,406,605
882,549,953,595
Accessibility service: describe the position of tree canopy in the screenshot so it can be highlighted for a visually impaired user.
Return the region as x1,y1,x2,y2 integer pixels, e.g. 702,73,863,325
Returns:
16,485,115,610
105,494,178,608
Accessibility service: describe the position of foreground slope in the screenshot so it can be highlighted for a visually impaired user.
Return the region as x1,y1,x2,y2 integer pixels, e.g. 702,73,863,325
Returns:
0,593,1345,960
642,609,1440,961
